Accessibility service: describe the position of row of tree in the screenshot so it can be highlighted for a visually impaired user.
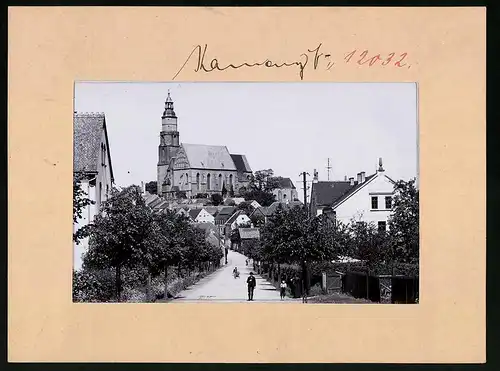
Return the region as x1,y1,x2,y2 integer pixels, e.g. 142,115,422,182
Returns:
243,179,419,293
73,182,223,302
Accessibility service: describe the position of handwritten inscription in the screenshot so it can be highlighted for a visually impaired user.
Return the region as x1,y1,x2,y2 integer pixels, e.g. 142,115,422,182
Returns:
172,44,412,81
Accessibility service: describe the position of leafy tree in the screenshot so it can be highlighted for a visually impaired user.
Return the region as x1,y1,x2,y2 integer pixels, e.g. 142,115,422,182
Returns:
236,201,253,214
250,212,266,228
387,178,419,265
176,190,187,199
82,185,158,301
153,210,191,299
145,181,157,194
260,205,336,293
211,193,223,206
240,169,278,207
73,174,95,245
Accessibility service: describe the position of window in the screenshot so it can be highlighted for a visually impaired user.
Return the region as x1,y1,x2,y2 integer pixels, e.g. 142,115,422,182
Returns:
219,174,223,190
106,184,109,199
207,174,211,190
371,196,378,209
385,196,392,209
196,173,200,190
378,221,387,233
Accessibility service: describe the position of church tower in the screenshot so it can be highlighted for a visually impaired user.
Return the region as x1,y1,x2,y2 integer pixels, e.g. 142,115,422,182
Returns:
157,91,180,195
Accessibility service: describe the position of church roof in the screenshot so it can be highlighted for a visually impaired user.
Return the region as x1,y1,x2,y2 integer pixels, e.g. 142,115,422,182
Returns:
73,112,114,182
230,154,252,173
182,143,237,171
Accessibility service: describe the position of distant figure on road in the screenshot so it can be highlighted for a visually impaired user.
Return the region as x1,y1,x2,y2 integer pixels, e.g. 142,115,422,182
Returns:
245,258,249,266
247,272,256,301
233,267,240,278
280,280,287,300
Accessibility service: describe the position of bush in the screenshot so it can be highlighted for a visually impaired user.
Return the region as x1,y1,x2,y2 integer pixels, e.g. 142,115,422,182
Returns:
73,268,115,302
309,283,324,296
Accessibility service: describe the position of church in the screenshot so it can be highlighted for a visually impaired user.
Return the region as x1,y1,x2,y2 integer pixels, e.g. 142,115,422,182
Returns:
157,92,253,198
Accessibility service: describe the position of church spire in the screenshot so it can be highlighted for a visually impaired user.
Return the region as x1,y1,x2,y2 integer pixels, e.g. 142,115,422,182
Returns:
162,90,177,119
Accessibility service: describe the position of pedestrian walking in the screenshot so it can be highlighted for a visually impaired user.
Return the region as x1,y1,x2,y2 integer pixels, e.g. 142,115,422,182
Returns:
247,272,256,301
280,280,287,300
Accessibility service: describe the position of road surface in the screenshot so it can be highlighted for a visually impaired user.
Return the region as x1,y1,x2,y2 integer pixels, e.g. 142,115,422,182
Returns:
173,250,292,303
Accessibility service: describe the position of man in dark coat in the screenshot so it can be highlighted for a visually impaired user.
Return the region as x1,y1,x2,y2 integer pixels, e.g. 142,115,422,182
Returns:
247,272,256,301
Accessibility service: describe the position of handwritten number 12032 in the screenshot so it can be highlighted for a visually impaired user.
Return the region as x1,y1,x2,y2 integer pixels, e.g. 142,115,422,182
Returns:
344,50,410,69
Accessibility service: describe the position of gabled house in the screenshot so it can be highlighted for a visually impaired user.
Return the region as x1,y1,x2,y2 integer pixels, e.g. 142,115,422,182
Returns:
249,200,303,225
232,227,261,252
271,177,299,203
309,158,396,231
188,208,215,224
176,207,190,218
73,112,114,271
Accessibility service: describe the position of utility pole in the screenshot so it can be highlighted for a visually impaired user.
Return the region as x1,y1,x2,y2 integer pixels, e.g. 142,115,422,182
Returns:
326,158,332,181
299,171,310,214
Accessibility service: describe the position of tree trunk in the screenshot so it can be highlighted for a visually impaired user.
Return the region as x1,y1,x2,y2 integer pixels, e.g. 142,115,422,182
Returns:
178,265,181,278
301,260,310,295
164,263,169,300
278,263,281,283
146,269,152,302
115,264,122,302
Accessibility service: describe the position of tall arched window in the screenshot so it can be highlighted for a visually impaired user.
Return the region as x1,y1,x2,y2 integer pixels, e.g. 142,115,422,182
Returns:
207,173,211,190
185,173,189,185
229,174,233,188
218,174,223,190
196,173,200,191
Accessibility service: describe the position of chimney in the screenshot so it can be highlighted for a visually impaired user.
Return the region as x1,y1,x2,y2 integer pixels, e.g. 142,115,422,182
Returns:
344,175,348,181
356,172,362,184
378,157,385,172
360,171,366,183
313,169,319,183
349,177,354,186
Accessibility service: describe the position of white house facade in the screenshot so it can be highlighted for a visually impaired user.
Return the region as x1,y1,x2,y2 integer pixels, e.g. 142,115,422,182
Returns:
73,112,114,271
193,208,215,224
310,159,396,231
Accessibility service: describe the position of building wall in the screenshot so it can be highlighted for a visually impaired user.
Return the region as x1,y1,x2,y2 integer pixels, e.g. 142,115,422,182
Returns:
273,188,299,202
195,209,215,224
172,168,245,197
230,214,252,230
74,130,113,271
333,173,395,227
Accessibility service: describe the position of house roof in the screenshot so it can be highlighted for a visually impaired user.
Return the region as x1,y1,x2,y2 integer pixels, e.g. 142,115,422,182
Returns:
182,143,237,170
73,112,114,182
230,154,252,173
238,228,260,239
215,206,236,218
225,210,248,225
311,174,378,208
272,177,296,189
188,208,203,220
203,206,219,216
149,197,164,209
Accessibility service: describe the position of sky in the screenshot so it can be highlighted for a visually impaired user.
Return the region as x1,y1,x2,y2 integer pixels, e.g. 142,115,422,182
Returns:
74,82,418,202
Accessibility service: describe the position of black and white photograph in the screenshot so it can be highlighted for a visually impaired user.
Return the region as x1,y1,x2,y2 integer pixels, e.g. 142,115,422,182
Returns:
72,82,419,304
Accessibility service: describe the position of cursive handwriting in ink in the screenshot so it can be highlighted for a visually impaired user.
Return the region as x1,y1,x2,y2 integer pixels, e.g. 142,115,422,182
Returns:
172,44,310,80
172,44,413,80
